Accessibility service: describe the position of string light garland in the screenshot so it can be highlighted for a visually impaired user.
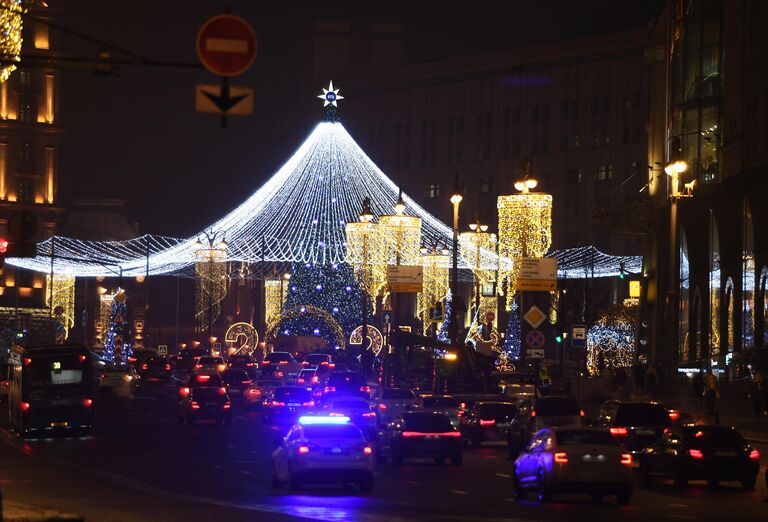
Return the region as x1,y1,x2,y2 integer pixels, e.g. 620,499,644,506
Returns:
194,242,228,333
345,221,387,311
349,324,384,356
264,279,283,325
265,304,345,350
0,0,25,84
45,274,75,340
459,230,498,292
104,289,131,364
418,252,449,335
586,302,638,376
502,301,522,361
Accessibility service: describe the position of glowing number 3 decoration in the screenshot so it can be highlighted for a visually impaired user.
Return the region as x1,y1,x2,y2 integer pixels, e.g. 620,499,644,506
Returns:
225,322,259,355
349,325,384,356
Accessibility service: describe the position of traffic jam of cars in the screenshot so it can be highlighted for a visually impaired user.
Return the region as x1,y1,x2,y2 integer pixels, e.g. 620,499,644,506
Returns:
19,344,760,503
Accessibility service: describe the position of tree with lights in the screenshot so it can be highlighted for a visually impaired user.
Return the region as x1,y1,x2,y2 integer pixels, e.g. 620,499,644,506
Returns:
104,289,132,364
586,302,638,376
502,301,522,361
282,262,371,346
437,291,452,343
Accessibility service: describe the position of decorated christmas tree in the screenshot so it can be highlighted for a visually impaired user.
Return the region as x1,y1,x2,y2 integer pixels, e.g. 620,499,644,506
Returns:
502,300,522,361
437,290,452,343
104,289,132,364
282,262,371,345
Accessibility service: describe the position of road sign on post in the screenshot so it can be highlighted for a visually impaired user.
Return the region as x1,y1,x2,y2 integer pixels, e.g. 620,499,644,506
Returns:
196,15,258,77
195,84,254,115
516,257,557,291
570,324,587,348
387,265,423,293
526,349,545,359
157,344,168,355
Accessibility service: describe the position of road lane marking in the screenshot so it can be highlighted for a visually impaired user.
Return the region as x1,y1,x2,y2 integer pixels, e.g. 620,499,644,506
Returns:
450,490,468,495
406,481,421,485
668,503,688,508
496,473,511,478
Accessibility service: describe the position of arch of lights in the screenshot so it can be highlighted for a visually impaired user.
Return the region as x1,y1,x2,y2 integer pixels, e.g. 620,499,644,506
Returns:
265,304,346,350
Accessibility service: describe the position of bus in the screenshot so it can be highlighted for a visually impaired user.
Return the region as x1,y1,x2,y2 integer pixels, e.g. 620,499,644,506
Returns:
8,344,96,438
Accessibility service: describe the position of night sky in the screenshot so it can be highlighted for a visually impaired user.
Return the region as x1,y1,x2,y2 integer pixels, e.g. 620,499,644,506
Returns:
56,0,662,238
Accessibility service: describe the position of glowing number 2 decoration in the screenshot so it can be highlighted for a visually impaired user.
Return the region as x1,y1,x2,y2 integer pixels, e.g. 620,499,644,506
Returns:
349,325,384,356
225,322,259,355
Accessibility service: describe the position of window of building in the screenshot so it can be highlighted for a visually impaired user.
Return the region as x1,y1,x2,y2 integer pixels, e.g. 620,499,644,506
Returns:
561,102,568,120
743,200,755,349
457,116,464,133
481,178,493,193
623,95,631,109
566,199,579,217
602,95,610,113
590,98,598,115
542,104,549,122
456,147,464,163
679,229,690,362
447,147,454,164
512,109,520,125
485,112,491,129
424,184,440,199
19,103,32,123
532,138,538,155
532,105,539,123
560,134,568,151
503,110,510,128
541,136,549,154
502,140,510,159
566,168,583,184
570,100,579,118
19,142,31,161
511,139,519,157
573,135,580,148
484,142,491,160
591,132,599,147
430,148,436,167
18,179,33,204
19,69,32,87
420,147,427,168
604,130,611,145
475,113,482,131
595,164,613,181
622,127,629,144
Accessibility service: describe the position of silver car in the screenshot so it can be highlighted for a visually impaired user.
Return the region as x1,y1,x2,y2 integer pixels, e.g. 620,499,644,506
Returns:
419,395,460,428
271,416,375,492
513,428,633,504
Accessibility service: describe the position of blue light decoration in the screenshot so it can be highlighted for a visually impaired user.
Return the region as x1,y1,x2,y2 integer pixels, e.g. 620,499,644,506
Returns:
282,262,371,345
502,300,522,361
299,415,350,425
103,289,132,364
586,302,637,375
437,291,452,343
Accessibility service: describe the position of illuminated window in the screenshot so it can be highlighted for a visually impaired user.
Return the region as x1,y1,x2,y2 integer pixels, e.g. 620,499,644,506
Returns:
34,23,49,50
566,168,583,184
19,69,31,87
424,184,440,199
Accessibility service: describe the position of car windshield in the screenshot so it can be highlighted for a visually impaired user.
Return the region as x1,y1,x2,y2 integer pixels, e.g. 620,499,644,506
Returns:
222,370,250,383
402,413,453,432
266,352,293,362
303,424,363,439
535,398,581,416
478,403,518,418
556,430,617,446
331,399,370,410
274,387,312,402
27,353,85,388
422,397,459,408
382,389,415,399
328,373,365,387
684,427,745,447
615,404,669,426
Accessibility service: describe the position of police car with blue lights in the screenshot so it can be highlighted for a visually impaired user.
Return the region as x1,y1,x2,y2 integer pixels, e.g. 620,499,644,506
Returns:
271,415,375,492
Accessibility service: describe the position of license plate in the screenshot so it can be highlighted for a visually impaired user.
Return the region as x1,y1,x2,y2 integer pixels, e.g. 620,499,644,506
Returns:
716,451,737,457
50,421,68,427
497,423,510,428
635,429,655,435
205,402,217,406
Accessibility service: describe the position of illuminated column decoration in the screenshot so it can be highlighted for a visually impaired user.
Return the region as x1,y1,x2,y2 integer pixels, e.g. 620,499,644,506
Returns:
0,1,25,84
379,214,422,266
418,251,449,334
44,73,54,123
194,239,228,333
45,274,75,339
345,220,387,311
264,279,283,324
497,190,552,310
0,142,6,199
45,147,54,203
459,228,498,310
0,81,6,118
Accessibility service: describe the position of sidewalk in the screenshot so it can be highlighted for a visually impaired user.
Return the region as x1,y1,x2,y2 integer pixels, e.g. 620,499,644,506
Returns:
3,501,83,522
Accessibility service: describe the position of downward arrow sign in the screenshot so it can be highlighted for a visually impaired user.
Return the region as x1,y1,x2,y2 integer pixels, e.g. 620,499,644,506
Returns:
202,83,249,113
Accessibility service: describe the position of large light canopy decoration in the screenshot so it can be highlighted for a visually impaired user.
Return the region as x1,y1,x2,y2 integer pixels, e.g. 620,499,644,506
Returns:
418,251,449,334
265,304,345,350
194,239,228,333
497,191,552,310
0,0,25,84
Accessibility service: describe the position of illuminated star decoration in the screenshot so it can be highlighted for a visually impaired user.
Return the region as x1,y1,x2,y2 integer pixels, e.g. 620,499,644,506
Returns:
318,80,344,107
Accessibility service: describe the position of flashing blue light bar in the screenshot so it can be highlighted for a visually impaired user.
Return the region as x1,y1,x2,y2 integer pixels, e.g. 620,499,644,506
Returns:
298,415,350,425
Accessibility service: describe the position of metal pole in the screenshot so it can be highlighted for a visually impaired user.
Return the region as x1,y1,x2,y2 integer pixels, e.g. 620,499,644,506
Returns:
49,235,55,314
175,276,180,351
362,234,369,354
449,200,460,343
83,277,89,345
145,235,150,344
665,189,679,393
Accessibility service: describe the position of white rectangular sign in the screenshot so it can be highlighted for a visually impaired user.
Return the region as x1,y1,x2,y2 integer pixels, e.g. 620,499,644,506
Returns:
387,265,423,293
516,257,557,291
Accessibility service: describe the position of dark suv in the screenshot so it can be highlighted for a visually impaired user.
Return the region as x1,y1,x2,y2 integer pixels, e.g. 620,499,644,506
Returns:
597,401,670,456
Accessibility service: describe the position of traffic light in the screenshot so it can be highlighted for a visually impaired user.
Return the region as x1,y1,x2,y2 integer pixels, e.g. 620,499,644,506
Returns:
555,333,563,344
619,262,626,279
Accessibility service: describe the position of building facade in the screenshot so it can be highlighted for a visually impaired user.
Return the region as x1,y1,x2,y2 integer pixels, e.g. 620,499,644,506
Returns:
0,2,64,318
644,0,768,385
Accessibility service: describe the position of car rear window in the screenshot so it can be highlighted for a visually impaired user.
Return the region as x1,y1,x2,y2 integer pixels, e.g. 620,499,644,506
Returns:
556,430,617,446
478,403,518,418
305,354,329,364
27,354,85,388
223,370,250,383
298,370,315,378
684,427,745,447
230,355,251,363
199,357,216,364
615,403,669,427
266,352,293,362
332,399,370,410
382,389,415,399
257,379,280,387
274,387,312,402
402,413,454,432
422,397,459,408
147,357,166,364
192,388,224,400
328,373,365,387
303,424,363,439
535,398,581,416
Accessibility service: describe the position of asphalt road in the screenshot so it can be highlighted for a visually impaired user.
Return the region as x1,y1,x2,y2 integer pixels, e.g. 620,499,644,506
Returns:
0,376,766,522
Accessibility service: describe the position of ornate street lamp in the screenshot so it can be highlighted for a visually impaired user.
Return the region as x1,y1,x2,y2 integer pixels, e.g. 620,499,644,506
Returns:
419,245,450,335
448,186,463,343
460,216,496,322
194,231,228,343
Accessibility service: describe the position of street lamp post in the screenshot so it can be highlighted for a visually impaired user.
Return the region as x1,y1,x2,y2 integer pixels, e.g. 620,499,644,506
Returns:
359,197,375,354
449,190,463,344
280,272,291,312
468,217,489,322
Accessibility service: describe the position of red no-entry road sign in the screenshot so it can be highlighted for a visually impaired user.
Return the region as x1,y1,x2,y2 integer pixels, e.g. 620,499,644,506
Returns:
196,15,257,77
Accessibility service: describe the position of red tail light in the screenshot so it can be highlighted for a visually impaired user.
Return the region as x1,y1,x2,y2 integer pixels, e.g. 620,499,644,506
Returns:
223,402,231,409
297,445,310,454
180,387,190,397
191,401,200,409
20,401,30,412
311,376,319,384
621,453,632,465
246,389,261,396
279,361,288,365
302,401,315,407
668,410,681,422
530,410,536,417
321,361,329,366
554,452,569,464
241,380,252,385
749,449,760,460
218,387,226,395
328,363,336,368
195,364,202,369
297,378,305,384
79,354,88,363
363,446,373,455
246,362,254,367
378,403,388,411
262,361,270,365
302,361,309,366
23,357,31,366
580,410,585,417
165,364,171,371
83,398,93,407
688,449,704,459
402,431,461,438
275,372,284,378
360,386,371,393
362,412,376,417
610,427,629,436
141,363,148,371
479,419,496,426
195,375,211,382
271,401,286,407
324,386,336,393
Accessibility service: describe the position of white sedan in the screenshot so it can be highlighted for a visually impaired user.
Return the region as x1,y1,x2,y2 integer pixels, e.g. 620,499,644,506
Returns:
513,428,633,504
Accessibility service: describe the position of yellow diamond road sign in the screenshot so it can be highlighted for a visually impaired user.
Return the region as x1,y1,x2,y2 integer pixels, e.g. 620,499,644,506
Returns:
523,305,547,329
